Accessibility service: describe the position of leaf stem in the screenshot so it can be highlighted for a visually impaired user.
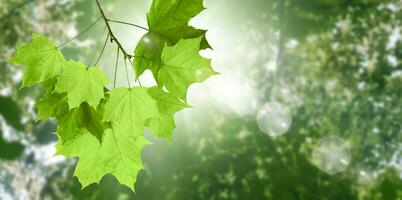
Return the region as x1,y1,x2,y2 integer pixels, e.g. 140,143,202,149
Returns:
107,19,149,32
93,34,109,67
87,25,108,66
124,58,131,88
58,17,101,48
95,0,134,59
128,59,142,86
113,47,120,88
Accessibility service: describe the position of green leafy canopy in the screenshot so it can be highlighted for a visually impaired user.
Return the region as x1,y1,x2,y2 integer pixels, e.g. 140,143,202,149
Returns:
9,0,216,191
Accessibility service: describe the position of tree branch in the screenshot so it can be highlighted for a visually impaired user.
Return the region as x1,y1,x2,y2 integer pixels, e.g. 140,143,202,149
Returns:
95,0,134,59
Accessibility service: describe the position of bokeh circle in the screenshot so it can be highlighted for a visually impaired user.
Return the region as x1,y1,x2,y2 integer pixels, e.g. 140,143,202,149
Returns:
256,101,292,137
312,136,352,174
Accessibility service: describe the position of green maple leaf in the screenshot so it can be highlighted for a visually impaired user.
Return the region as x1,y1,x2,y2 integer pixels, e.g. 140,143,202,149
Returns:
35,92,68,120
41,78,58,94
56,129,148,191
57,106,87,143
134,32,165,80
83,98,111,142
147,0,205,42
133,0,210,80
9,33,65,87
59,102,109,143
55,60,110,109
102,87,159,127
57,87,158,190
159,37,217,100
146,87,188,139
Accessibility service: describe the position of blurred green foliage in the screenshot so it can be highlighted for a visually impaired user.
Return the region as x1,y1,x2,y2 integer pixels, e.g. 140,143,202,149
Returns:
0,0,401,199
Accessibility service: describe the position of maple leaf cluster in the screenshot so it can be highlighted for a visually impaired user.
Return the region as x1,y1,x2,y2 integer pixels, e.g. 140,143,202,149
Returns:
10,0,216,191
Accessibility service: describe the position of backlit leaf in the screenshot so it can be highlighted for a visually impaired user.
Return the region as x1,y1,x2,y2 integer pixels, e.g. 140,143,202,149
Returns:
55,60,110,109
9,33,65,87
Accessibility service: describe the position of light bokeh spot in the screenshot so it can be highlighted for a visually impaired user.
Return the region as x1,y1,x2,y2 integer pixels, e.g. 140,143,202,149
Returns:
312,136,352,174
256,101,291,137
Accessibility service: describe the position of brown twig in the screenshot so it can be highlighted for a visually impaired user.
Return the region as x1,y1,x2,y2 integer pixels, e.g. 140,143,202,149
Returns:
95,0,134,59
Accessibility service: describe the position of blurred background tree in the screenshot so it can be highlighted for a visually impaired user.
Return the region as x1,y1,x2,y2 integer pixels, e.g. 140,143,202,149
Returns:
0,0,401,199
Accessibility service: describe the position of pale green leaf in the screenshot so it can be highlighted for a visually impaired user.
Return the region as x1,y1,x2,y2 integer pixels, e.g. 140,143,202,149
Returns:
56,129,148,191
147,0,205,42
133,0,210,79
9,33,65,87
55,60,110,109
146,87,188,139
102,87,159,128
57,87,159,189
159,37,216,100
